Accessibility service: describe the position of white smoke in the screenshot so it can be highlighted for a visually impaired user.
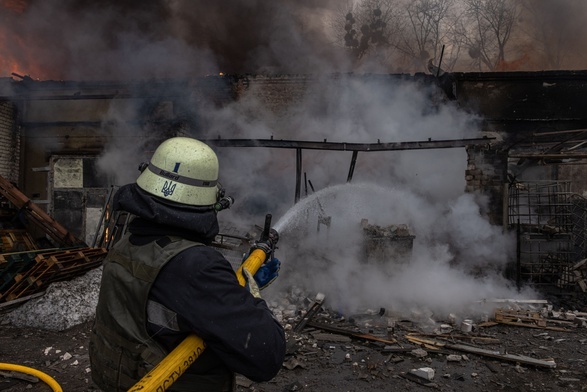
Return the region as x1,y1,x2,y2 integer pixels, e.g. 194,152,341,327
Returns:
270,183,524,319
95,100,156,186
5,1,539,321
207,74,539,320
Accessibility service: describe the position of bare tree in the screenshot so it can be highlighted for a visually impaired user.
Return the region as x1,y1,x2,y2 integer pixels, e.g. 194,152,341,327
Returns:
396,0,456,72
331,0,402,63
463,0,520,71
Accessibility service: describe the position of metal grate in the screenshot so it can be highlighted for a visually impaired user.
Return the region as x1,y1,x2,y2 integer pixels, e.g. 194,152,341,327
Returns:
508,181,587,288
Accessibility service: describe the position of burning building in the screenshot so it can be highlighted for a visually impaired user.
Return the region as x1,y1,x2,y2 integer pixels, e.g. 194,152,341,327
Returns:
2,0,587,304
2,69,587,295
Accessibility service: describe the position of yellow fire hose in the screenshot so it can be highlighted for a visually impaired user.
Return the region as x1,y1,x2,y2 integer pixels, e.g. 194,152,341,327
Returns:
128,248,269,392
0,363,63,392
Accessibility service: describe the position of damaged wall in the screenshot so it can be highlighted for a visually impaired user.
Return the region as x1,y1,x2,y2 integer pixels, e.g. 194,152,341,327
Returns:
455,71,587,225
465,144,509,225
0,100,20,183
1,77,235,240
3,71,587,242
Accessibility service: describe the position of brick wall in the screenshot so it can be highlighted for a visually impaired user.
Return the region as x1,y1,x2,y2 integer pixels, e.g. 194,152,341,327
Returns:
465,143,508,225
242,75,310,115
0,100,19,183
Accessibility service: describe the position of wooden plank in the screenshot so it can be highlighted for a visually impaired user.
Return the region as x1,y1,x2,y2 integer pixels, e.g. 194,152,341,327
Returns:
0,230,38,252
1,255,56,301
573,258,587,270
446,343,556,368
0,174,84,247
0,247,107,302
406,334,556,368
496,320,569,332
494,308,573,331
495,313,547,327
0,252,37,295
0,291,45,312
307,321,397,345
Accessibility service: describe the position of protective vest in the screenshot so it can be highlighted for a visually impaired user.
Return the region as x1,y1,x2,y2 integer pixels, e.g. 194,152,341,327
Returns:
89,234,203,391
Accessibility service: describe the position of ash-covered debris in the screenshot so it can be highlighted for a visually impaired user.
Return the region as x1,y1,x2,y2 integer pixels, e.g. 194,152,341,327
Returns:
2,267,102,331
255,287,587,389
1,275,587,390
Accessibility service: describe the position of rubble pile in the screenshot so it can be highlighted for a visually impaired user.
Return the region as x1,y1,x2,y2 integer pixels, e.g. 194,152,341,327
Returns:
258,288,587,390
1,278,587,390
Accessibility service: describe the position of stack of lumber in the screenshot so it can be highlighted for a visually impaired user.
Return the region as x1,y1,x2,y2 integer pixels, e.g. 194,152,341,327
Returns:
0,247,107,303
0,229,38,253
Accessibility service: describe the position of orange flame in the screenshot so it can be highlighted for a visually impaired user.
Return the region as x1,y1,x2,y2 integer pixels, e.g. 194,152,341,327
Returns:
495,53,530,72
0,0,27,13
0,0,30,78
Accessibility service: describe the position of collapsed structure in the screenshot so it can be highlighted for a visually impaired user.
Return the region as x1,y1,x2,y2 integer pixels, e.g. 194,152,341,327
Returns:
1,70,587,306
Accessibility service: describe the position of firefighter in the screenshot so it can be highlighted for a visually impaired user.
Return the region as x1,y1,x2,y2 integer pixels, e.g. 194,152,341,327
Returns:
89,137,285,391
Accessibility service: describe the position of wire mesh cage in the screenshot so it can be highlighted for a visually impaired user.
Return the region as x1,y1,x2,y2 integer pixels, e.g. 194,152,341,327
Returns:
508,180,587,289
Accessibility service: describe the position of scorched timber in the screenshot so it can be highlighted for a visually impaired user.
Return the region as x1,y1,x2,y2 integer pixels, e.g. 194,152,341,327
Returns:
204,137,494,152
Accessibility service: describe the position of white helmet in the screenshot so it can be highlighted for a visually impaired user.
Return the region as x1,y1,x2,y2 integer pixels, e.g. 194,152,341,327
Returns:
136,137,221,206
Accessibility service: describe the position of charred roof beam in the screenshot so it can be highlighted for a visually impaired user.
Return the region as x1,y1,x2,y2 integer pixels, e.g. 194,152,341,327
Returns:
205,136,495,204
203,137,494,151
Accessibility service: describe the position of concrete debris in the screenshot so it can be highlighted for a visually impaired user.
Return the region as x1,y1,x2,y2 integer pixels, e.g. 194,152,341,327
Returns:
411,349,428,358
410,367,435,380
283,381,304,391
283,357,305,370
401,371,439,388
446,354,462,362
2,259,584,390
235,375,254,388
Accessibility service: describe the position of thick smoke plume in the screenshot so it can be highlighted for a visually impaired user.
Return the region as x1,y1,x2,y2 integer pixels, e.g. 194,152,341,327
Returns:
207,74,537,320
2,0,587,79
1,0,547,320
0,0,342,80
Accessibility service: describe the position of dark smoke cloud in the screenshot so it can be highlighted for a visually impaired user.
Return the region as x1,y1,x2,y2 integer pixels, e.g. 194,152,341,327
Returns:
0,0,344,80
3,0,587,80
521,0,587,69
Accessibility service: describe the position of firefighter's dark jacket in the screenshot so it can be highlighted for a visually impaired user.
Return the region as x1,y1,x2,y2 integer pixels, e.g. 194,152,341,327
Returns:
89,184,286,391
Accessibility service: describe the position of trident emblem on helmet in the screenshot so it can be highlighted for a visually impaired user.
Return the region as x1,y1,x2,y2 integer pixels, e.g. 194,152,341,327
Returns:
161,181,176,197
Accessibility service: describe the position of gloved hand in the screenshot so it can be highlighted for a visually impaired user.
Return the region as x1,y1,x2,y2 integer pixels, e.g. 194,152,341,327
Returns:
242,268,261,298
253,257,280,290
